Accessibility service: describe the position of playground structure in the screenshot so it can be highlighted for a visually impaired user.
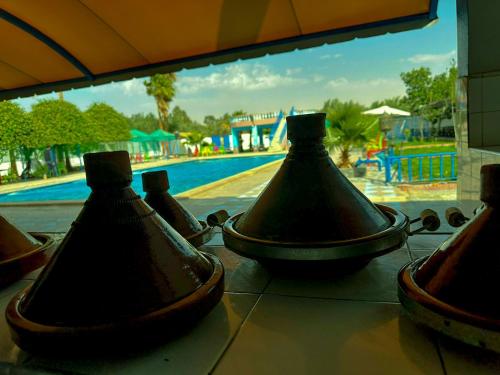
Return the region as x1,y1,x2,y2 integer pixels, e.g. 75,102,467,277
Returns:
229,107,314,152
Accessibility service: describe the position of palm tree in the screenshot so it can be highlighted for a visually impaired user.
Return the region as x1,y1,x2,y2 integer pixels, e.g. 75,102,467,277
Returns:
144,73,176,131
323,101,378,168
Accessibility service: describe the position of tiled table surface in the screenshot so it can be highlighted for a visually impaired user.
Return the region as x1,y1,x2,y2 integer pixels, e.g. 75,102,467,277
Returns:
1,200,499,374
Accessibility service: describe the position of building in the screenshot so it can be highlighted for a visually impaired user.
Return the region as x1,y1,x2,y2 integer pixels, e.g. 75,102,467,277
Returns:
229,108,315,152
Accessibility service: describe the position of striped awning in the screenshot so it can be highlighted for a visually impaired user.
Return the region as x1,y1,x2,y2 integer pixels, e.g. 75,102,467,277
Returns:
0,0,438,100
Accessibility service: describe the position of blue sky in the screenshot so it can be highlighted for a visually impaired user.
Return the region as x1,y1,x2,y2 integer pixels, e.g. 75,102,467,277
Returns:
16,0,457,123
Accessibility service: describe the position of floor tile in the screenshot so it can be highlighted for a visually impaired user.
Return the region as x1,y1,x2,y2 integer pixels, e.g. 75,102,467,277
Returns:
21,266,45,281
0,280,31,365
204,232,224,246
0,279,31,301
0,362,67,374
438,336,500,374
0,206,81,233
200,246,271,293
26,293,259,375
409,249,434,261
265,249,410,303
406,234,449,250
213,295,443,375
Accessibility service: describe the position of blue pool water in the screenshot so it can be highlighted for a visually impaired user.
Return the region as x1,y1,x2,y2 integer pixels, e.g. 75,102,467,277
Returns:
0,155,284,202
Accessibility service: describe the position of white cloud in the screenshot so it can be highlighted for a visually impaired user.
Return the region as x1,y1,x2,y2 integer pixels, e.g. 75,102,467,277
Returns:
407,50,456,64
319,53,342,60
325,77,403,92
312,74,325,83
121,79,145,96
286,67,303,75
88,78,145,96
326,77,349,88
325,77,401,89
177,64,307,94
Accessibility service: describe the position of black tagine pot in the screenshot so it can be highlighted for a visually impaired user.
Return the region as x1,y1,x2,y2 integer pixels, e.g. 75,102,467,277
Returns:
142,170,213,247
211,113,438,273
6,151,224,353
0,215,56,288
399,164,500,353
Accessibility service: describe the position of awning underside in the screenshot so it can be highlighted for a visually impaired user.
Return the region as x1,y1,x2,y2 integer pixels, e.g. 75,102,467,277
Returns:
0,0,437,100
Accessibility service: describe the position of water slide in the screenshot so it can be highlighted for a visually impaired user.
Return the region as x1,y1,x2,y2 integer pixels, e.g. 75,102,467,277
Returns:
269,107,295,152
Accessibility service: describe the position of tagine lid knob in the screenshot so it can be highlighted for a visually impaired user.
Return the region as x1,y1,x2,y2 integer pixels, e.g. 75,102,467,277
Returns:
480,164,500,205
286,113,326,141
142,170,170,193
83,151,132,188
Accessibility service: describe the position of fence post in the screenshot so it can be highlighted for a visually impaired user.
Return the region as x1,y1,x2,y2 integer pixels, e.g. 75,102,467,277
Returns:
383,156,392,183
439,155,444,179
408,157,412,182
429,157,433,181
418,157,423,181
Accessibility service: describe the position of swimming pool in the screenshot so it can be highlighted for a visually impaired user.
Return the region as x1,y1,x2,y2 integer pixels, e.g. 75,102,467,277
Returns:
0,155,284,202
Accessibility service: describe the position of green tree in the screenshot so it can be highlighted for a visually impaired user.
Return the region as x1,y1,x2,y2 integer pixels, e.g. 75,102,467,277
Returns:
426,64,458,136
400,67,433,115
144,73,176,131
84,103,130,143
322,100,377,168
204,110,245,135
0,101,32,177
184,132,205,156
128,113,158,133
31,99,85,145
203,115,218,133
31,99,86,172
370,96,410,112
400,63,457,139
167,106,207,134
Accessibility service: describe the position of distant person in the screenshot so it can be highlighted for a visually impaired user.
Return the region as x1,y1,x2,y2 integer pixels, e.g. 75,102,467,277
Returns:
44,146,58,177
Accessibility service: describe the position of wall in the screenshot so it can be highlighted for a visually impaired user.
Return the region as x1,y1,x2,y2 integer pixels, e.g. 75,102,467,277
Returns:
456,0,500,200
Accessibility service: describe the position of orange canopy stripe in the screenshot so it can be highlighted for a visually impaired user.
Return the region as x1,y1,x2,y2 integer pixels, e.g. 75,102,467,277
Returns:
0,0,437,100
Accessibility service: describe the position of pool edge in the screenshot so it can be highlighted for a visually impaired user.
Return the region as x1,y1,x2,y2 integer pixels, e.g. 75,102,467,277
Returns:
0,157,285,207
175,158,283,199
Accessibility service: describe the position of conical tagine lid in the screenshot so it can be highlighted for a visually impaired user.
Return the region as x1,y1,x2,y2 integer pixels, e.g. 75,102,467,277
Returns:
0,215,56,288
222,113,408,269
0,216,40,261
142,170,212,246
7,151,224,351
235,113,391,242
399,164,500,352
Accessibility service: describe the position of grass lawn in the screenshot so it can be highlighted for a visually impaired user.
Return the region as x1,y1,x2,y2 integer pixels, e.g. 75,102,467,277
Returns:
393,143,457,181
396,139,455,148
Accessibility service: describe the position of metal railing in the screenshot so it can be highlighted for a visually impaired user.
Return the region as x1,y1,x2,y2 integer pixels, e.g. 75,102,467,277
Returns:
230,112,281,123
230,109,316,124
378,152,457,183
